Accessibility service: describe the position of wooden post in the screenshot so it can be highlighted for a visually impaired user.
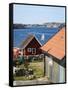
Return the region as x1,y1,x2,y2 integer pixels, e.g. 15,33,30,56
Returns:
44,53,46,76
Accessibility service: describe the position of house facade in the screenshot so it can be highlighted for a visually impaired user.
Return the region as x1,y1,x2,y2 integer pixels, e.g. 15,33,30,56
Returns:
41,27,66,83
13,47,23,60
45,55,65,83
20,35,42,56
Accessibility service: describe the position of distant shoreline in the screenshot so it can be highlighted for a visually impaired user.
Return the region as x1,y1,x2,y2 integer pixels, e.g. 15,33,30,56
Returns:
13,23,65,29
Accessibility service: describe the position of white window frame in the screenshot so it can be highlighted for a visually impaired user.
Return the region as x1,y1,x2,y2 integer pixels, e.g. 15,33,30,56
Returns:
27,48,32,52
32,48,36,54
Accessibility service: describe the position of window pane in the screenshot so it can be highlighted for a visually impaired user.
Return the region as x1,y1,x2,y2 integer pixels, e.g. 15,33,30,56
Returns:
27,48,31,52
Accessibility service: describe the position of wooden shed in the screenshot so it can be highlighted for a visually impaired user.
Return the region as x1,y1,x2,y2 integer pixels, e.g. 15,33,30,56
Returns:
20,35,42,56
41,27,66,83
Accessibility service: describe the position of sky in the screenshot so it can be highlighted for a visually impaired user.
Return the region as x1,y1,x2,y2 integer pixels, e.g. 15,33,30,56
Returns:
13,4,65,24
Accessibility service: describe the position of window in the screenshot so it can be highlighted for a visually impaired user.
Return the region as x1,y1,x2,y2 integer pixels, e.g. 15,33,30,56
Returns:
27,48,31,52
32,48,36,54
27,48,36,54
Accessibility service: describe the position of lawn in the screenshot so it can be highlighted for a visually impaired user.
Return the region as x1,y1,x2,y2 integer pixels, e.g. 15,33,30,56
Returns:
14,60,44,81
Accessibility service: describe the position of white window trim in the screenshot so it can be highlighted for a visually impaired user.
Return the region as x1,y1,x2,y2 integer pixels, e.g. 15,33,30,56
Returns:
27,48,31,52
32,48,36,54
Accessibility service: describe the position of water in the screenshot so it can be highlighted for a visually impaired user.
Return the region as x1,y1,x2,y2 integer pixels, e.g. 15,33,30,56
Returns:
13,27,59,47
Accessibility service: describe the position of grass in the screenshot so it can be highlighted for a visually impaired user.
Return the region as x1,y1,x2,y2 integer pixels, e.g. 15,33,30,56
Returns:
14,76,35,81
29,61,44,78
14,60,44,81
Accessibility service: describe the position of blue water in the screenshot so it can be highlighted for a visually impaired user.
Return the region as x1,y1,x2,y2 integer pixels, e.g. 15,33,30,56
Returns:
13,27,59,47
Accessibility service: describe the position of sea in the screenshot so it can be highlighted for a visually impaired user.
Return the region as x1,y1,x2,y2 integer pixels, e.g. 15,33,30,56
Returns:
13,27,59,47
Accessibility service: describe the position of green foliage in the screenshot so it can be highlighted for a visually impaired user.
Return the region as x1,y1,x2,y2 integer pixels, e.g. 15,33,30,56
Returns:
14,61,44,81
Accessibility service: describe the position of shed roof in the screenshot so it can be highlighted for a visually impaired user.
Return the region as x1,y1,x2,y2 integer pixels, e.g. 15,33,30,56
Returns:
20,34,41,49
41,27,65,60
20,35,34,49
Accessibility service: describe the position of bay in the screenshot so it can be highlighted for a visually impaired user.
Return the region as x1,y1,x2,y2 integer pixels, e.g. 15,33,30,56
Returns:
13,27,59,47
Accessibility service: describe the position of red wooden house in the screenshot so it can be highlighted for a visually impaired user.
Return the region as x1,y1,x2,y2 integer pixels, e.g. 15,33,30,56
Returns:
20,35,42,56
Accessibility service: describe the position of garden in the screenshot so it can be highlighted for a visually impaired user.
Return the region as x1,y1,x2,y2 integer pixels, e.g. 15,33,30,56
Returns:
13,55,44,81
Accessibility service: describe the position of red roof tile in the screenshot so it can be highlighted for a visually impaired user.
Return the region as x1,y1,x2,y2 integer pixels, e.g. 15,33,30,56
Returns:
41,27,65,60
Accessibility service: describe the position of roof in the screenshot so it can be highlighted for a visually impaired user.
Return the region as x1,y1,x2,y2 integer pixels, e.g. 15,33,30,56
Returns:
13,47,20,52
20,34,41,49
41,27,65,60
20,35,34,49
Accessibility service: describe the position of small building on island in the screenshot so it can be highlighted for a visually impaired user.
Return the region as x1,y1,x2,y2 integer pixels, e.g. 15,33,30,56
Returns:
41,27,66,83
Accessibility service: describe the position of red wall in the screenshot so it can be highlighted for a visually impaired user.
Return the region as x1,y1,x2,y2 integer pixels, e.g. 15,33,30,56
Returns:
23,37,42,55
